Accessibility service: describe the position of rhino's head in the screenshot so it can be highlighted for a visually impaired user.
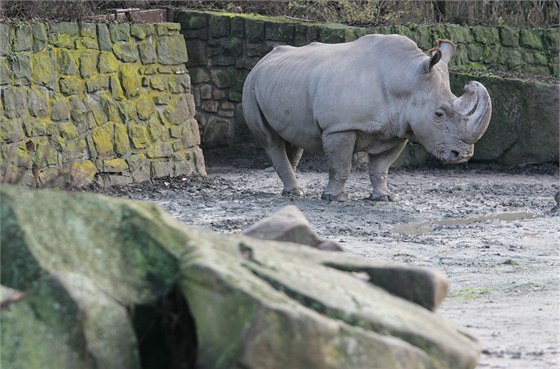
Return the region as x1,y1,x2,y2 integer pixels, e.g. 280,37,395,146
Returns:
408,40,492,164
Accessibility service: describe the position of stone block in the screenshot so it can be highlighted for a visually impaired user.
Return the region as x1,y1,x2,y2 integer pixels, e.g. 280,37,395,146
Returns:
0,24,12,56
79,22,97,38
147,142,174,159
69,96,88,125
126,153,146,171
57,49,79,75
129,124,149,149
50,22,79,36
265,22,294,42
98,52,119,74
119,64,140,98
91,123,114,158
109,23,130,43
109,74,125,101
542,29,559,53
0,58,9,85
520,29,544,50
28,87,49,118
59,76,84,96
168,74,190,94
71,160,97,187
471,26,499,45
113,42,139,63
100,158,128,173
86,75,109,93
32,23,47,52
13,26,32,52
202,115,231,147
11,55,31,81
79,53,98,79
209,16,230,38
58,122,78,140
2,86,27,119
31,50,58,91
137,98,156,121
97,24,112,51
177,11,208,30
50,97,70,121
48,33,75,49
189,67,210,83
150,160,174,178
138,40,157,64
130,24,146,40
113,123,130,156
231,17,245,38
150,75,168,91
499,27,519,47
157,35,189,65
320,25,348,44
210,68,235,88
186,39,207,67
245,20,265,43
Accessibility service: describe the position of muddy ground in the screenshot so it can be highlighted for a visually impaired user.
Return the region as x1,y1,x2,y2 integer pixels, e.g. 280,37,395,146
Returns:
97,154,559,369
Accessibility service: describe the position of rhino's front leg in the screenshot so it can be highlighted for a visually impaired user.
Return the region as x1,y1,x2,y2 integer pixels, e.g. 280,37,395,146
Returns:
321,131,357,202
368,140,407,202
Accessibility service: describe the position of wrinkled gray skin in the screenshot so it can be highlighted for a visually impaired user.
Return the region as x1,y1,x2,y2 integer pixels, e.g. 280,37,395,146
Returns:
242,34,492,201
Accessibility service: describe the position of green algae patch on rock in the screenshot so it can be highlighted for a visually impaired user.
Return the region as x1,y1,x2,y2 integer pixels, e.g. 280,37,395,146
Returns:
0,185,185,304
1,272,141,369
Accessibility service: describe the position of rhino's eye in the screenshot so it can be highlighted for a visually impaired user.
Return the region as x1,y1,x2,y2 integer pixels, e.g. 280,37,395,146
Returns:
434,110,445,122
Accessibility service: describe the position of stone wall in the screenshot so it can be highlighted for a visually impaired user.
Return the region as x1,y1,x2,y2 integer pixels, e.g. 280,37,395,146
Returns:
0,21,205,187
177,10,559,166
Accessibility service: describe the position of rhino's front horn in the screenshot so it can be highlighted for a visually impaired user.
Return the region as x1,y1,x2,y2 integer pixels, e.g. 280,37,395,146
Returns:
453,81,492,144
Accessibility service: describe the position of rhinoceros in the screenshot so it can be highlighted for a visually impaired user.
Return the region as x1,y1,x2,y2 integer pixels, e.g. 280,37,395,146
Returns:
242,34,492,201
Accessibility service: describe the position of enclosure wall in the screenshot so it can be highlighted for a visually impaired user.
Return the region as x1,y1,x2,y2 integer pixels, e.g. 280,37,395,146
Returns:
0,21,205,187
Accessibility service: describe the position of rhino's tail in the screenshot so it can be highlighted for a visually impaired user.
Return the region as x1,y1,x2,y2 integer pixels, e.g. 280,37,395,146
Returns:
241,76,276,146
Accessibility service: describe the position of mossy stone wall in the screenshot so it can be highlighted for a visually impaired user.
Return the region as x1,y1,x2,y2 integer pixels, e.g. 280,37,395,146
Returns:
0,21,205,187
177,10,558,166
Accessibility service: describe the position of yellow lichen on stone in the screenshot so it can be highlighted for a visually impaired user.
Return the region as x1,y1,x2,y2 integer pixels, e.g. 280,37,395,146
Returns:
91,123,114,158
113,123,130,156
71,160,97,187
119,64,140,98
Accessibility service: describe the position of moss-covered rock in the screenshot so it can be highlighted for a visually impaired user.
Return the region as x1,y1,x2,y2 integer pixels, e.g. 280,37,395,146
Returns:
137,98,156,121
70,160,97,186
50,97,70,121
2,86,27,119
79,52,98,78
113,122,130,156
113,42,139,63
31,23,48,52
91,123,114,158
0,24,13,57
97,23,112,51
98,51,119,73
57,48,79,75
119,64,140,98
59,76,84,96
31,50,58,91
129,123,149,149
138,40,157,64
13,25,32,52
86,74,110,93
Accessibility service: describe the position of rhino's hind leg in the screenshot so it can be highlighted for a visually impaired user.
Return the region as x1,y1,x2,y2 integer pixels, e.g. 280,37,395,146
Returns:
321,131,357,202
266,139,304,197
286,143,304,172
367,141,407,202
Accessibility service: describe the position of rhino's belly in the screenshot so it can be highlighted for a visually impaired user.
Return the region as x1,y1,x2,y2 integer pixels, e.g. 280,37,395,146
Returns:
262,107,324,153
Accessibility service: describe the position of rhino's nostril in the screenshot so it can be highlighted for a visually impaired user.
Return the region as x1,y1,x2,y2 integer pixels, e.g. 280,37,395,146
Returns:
451,150,460,160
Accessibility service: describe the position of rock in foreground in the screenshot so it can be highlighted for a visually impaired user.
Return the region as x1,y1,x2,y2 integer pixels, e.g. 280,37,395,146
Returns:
0,185,480,369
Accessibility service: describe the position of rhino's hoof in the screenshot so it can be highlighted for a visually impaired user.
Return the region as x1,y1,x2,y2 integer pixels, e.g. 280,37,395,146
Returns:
321,193,348,202
282,188,304,197
368,193,399,202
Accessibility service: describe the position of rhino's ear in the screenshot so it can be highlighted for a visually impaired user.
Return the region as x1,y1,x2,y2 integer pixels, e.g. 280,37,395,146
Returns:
420,48,442,74
436,39,456,64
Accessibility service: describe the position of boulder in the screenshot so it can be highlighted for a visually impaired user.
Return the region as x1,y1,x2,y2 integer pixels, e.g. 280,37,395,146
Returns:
0,185,480,369
243,205,343,251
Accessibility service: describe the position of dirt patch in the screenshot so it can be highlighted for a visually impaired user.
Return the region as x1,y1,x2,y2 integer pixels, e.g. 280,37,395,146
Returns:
91,159,560,369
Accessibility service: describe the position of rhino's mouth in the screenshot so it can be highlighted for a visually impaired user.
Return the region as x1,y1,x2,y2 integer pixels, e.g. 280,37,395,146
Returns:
440,149,472,164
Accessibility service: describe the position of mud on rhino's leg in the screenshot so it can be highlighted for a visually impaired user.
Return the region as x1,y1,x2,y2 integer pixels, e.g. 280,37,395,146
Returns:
285,142,304,172
266,138,304,197
321,131,357,202
367,140,407,202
